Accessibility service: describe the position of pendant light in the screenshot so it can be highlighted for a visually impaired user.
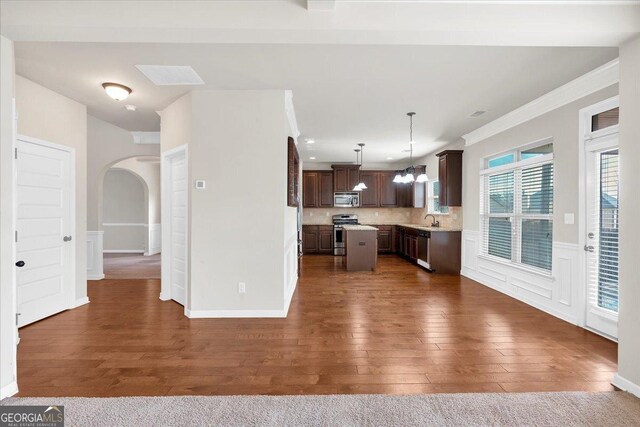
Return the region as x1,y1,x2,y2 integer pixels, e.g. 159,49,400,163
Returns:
352,144,368,191
395,112,428,184
352,149,362,191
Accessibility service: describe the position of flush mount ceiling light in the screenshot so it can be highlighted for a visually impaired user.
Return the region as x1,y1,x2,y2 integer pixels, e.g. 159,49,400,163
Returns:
125,104,137,111
309,156,316,160
102,82,132,101
305,138,315,144
394,112,428,184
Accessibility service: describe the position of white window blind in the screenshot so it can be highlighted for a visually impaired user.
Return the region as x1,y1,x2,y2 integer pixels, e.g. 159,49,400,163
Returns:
587,149,619,313
480,143,554,272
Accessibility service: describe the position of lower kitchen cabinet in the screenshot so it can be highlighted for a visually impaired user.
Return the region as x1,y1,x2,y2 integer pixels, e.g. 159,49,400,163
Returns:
377,226,394,253
302,225,333,255
395,225,461,273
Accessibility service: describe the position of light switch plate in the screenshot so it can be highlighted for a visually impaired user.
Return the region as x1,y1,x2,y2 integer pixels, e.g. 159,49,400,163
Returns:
194,180,206,190
564,213,575,225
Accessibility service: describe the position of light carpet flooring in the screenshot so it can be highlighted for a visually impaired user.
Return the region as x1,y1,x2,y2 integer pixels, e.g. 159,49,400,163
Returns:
103,253,161,279
3,392,640,426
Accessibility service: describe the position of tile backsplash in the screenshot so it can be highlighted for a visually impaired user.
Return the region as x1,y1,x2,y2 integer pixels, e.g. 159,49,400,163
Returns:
303,206,463,228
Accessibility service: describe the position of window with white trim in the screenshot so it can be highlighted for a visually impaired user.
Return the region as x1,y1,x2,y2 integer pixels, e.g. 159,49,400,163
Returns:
480,140,554,272
427,180,448,214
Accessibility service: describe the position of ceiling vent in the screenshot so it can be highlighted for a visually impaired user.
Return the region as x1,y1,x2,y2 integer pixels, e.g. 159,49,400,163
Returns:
470,110,486,118
135,65,204,86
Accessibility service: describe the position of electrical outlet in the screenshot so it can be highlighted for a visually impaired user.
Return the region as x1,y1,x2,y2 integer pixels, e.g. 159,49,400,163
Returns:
309,212,313,217
375,211,379,217
564,213,575,225
326,212,330,216
238,282,246,293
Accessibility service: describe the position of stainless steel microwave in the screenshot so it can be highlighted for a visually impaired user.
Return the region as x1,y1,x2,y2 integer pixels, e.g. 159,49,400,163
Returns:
334,192,360,208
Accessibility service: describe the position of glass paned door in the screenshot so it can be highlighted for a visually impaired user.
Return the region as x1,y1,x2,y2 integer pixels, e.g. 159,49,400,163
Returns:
585,135,619,339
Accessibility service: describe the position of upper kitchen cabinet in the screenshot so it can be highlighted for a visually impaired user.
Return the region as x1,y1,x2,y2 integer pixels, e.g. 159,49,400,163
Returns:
436,150,463,207
398,166,427,208
379,171,398,207
302,171,333,208
332,165,360,192
358,171,380,208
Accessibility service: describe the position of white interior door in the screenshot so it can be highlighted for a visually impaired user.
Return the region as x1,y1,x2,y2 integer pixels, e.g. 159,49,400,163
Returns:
584,133,619,339
15,137,74,327
168,152,187,306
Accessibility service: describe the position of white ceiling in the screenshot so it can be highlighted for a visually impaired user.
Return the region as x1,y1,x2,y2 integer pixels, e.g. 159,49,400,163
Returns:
14,42,617,163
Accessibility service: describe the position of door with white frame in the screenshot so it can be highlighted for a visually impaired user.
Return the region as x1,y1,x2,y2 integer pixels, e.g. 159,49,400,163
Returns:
15,135,75,327
581,98,620,339
161,146,188,306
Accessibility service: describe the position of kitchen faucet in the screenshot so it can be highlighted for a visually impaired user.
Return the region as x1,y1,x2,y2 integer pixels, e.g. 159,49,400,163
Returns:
424,214,440,228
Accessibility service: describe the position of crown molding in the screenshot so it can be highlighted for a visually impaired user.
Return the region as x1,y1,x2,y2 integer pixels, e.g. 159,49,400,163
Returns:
463,58,619,146
131,131,160,145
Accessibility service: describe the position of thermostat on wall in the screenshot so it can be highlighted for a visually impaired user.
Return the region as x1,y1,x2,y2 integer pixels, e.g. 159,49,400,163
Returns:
194,180,206,190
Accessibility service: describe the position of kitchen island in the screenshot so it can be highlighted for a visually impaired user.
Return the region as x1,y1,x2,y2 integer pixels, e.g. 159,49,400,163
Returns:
342,224,378,271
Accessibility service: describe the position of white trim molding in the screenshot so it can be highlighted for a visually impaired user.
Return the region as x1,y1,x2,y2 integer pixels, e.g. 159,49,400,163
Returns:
0,381,18,399
131,131,160,145
185,309,287,318
71,296,90,308
103,249,145,254
463,58,619,146
285,90,300,142
86,231,105,280
461,230,581,325
612,374,640,398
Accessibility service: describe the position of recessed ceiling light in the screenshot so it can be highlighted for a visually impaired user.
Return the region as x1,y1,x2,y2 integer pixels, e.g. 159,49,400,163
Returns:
309,157,316,160
305,139,315,144
125,104,137,111
387,157,393,160
102,82,132,101
470,110,486,117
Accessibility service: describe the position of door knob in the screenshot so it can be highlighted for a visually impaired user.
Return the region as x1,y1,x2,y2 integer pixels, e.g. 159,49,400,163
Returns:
15,260,25,267
584,245,595,252
63,235,72,242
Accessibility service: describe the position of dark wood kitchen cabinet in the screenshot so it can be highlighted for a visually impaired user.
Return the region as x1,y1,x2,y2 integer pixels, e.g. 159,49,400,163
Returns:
318,226,334,254
430,231,461,274
302,171,333,208
436,150,463,207
302,225,333,255
332,165,360,192
359,172,380,208
302,225,319,253
379,171,399,207
376,225,395,253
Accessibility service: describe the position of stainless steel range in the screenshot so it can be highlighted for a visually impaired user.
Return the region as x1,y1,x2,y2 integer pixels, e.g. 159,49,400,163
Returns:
332,214,358,256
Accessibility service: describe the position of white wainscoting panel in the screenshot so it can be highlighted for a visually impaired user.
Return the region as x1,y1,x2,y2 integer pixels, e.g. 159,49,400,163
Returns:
146,223,162,256
461,230,580,325
86,231,104,280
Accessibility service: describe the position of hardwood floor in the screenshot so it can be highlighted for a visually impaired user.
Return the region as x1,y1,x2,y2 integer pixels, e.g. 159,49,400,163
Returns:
103,253,161,279
16,255,617,397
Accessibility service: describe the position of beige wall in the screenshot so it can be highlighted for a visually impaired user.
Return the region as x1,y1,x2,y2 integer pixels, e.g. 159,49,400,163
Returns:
15,75,88,303
617,36,640,394
102,169,147,252
87,114,159,230
161,90,296,314
459,84,618,244
0,35,16,396
113,157,161,224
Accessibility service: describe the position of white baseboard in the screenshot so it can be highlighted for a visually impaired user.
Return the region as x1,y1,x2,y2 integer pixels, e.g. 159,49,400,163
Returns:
159,292,171,301
87,273,105,280
612,373,640,398
144,250,161,256
185,308,287,318
71,297,90,308
103,250,145,254
0,381,18,399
